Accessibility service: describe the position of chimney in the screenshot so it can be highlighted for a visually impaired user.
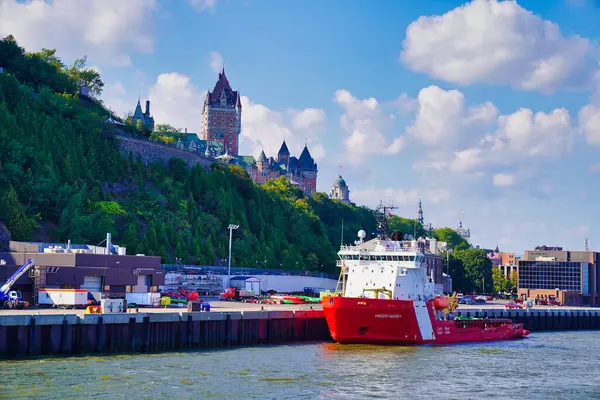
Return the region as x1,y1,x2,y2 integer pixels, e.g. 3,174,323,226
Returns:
145,100,150,116
66,239,72,252
106,233,113,255
185,128,187,133
584,238,589,252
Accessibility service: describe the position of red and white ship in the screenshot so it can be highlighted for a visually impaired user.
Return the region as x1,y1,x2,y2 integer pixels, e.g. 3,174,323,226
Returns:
323,207,529,345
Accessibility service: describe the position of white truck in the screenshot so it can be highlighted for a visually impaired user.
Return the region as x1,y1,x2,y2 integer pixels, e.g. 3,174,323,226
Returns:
126,292,161,307
38,289,98,308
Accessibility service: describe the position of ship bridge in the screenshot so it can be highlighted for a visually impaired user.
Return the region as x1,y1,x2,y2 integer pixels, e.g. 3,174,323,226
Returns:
336,237,433,301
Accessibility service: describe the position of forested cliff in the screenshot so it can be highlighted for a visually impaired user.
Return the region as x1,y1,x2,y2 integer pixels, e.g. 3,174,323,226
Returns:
0,36,486,280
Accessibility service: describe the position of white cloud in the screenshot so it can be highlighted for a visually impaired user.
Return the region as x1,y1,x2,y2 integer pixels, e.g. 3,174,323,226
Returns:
579,104,600,145
395,93,418,115
493,173,515,187
333,89,404,161
401,0,599,92
189,0,217,13
351,187,451,209
209,51,223,73
290,108,326,131
406,86,573,178
406,85,498,148
241,97,327,160
148,73,206,133
451,148,485,172
495,107,572,157
0,0,156,66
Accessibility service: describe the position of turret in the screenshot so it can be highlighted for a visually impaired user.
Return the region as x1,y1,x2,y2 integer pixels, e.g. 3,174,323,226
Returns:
277,140,290,164
145,100,151,116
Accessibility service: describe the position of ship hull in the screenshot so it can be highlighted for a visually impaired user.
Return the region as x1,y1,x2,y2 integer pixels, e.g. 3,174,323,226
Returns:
323,296,529,345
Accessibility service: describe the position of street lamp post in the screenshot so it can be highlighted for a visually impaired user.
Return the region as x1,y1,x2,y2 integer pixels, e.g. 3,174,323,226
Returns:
227,224,239,287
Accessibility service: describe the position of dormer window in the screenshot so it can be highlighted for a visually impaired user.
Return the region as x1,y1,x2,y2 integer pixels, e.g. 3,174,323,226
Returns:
220,90,227,107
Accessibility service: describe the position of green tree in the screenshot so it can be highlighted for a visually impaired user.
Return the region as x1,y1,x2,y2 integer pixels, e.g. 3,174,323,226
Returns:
0,186,33,240
433,227,469,250
388,215,426,238
509,270,519,291
65,56,104,96
454,249,493,293
492,268,511,294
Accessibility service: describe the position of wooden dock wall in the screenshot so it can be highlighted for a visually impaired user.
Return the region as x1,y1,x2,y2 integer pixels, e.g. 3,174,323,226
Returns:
462,308,600,332
3,308,600,359
0,310,330,359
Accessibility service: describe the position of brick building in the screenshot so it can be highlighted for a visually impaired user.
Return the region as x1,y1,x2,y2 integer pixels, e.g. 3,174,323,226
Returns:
200,68,242,156
240,141,318,195
517,246,600,306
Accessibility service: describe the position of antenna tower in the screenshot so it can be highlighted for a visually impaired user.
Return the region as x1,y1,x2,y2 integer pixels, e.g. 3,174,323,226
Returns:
375,201,397,239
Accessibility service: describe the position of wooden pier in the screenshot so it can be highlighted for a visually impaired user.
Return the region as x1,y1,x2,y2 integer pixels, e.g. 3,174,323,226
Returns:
2,307,600,359
0,310,330,359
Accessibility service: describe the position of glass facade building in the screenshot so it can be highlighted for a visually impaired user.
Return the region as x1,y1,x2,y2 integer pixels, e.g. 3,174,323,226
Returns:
518,261,588,294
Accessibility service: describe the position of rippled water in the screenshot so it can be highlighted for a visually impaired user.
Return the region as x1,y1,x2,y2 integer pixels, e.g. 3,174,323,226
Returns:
2,331,600,399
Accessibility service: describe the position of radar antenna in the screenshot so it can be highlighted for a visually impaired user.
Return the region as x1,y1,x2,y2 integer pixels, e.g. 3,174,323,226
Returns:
375,201,398,239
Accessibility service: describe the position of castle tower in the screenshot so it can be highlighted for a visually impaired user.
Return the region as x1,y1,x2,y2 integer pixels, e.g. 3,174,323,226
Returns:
456,220,471,244
200,68,242,156
257,150,269,171
329,175,350,204
132,98,154,131
277,140,290,164
297,144,318,195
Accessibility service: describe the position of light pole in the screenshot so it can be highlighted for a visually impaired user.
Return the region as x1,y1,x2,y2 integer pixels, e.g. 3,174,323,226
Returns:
227,224,239,287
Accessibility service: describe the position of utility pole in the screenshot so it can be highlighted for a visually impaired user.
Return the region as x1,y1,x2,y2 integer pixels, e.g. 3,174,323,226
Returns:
227,224,239,288
341,218,344,246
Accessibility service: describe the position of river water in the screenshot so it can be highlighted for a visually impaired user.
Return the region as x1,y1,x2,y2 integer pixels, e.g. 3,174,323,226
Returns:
1,331,599,399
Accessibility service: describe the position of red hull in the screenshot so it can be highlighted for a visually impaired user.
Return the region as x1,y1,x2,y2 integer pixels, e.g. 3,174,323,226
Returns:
323,296,530,345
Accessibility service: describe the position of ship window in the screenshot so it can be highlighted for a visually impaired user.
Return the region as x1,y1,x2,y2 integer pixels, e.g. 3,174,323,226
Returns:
353,255,359,260
376,256,382,261
386,256,392,261
409,256,415,261
370,256,376,261
392,256,398,261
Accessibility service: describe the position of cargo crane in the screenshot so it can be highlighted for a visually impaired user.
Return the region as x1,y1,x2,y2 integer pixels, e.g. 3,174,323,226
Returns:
0,258,35,309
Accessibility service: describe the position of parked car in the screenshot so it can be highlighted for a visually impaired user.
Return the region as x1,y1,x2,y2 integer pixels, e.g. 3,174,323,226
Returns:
505,302,521,309
549,298,561,306
459,297,476,305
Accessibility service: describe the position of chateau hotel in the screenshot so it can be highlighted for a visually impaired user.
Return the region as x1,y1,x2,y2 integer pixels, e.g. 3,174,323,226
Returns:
172,68,318,195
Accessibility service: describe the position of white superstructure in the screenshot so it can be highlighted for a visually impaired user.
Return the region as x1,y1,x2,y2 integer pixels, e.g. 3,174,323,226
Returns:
337,233,439,302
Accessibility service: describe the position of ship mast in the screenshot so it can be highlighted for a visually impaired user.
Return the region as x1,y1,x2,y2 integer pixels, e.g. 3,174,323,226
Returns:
375,201,397,239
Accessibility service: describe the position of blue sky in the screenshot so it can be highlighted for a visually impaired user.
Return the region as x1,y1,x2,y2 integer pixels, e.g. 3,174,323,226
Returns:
2,0,600,253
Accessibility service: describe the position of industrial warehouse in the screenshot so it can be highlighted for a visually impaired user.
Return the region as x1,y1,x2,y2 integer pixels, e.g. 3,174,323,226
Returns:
0,234,164,306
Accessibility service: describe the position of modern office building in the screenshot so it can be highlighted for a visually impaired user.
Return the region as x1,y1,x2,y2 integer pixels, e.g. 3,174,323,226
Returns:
517,246,599,306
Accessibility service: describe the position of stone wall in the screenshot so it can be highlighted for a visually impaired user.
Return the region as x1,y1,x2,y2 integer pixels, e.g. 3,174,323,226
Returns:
118,136,216,169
